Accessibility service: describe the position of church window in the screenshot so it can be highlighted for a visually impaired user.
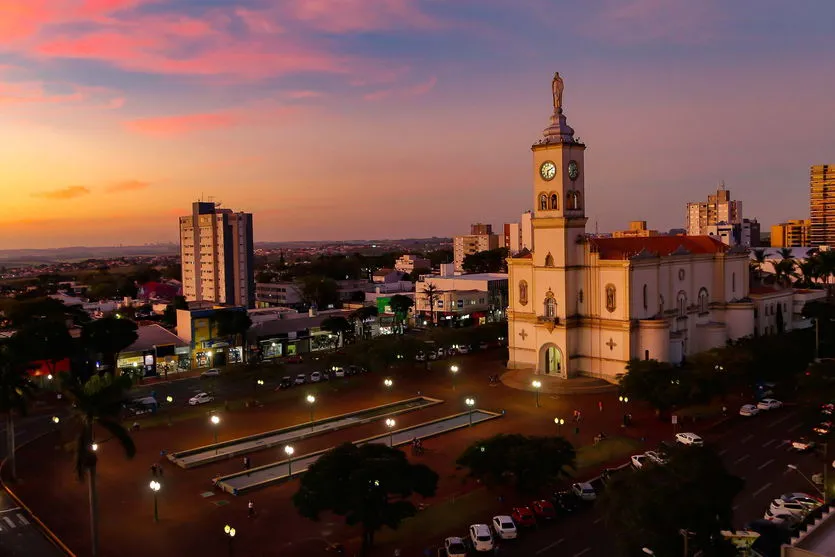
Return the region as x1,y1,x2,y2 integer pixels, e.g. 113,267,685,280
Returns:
544,295,557,318
642,284,648,310
659,295,665,314
545,252,554,267
550,193,559,210
518,280,528,306
566,190,581,210
605,284,616,313
539,194,548,211
677,291,687,317
578,289,584,304
698,288,709,313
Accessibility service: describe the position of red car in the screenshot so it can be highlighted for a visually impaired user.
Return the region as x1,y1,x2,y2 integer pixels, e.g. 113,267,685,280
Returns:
511,506,536,528
530,500,556,520
286,355,303,364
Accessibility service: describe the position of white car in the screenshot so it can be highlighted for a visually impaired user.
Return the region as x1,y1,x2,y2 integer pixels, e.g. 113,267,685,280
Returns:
791,437,816,452
309,371,322,383
491,515,517,540
458,345,470,355
468,524,494,552
644,450,668,465
444,537,468,557
571,482,597,501
675,432,704,446
770,499,808,519
332,367,345,378
415,352,426,362
764,508,800,526
201,368,221,378
781,493,823,511
294,374,306,385
631,454,648,469
436,347,446,358
188,392,213,405
739,404,759,417
758,398,783,410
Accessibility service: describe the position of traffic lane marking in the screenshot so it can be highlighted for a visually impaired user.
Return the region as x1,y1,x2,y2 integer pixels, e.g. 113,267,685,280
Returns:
757,458,775,470
0,508,21,514
767,412,795,428
2,516,15,528
762,439,776,448
536,538,564,554
574,548,591,557
788,423,803,432
733,454,750,465
741,434,755,443
752,482,773,498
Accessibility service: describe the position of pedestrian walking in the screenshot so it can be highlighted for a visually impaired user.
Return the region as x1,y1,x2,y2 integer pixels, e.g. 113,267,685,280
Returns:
248,500,255,518
243,456,250,470
577,410,582,422
598,400,603,412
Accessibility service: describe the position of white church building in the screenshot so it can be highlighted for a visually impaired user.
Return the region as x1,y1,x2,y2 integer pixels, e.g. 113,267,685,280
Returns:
507,74,759,383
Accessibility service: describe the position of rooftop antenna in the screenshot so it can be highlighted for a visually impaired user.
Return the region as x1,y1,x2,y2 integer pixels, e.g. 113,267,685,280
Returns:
595,220,599,235
720,181,726,190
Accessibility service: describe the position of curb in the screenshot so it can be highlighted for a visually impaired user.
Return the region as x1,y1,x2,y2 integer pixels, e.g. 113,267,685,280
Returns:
0,431,77,557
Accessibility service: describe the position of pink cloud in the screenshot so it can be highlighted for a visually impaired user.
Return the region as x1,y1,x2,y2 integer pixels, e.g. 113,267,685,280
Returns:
105,179,150,193
124,111,240,136
364,75,437,101
31,185,91,199
0,0,149,42
286,0,441,33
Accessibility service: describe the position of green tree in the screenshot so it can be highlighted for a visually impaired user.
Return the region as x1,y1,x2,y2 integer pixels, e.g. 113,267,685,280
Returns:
320,316,353,347
300,276,340,309
293,442,438,552
619,359,688,416
0,339,36,480
388,294,414,333
16,320,76,378
1,297,80,327
601,445,743,557
160,263,182,281
131,264,161,285
421,282,439,326
61,372,136,557
462,248,509,274
81,316,139,374
456,434,575,493
750,248,768,283
426,249,453,267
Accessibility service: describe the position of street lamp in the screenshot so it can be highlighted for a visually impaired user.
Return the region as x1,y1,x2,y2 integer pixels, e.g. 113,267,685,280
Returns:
384,378,393,389
284,445,294,477
532,380,542,408
465,397,475,426
306,394,316,426
257,379,264,386
166,395,173,404
224,524,236,557
450,365,459,391
385,418,396,447
47,374,53,381
619,395,629,404
51,416,60,424
91,443,98,452
787,463,826,499
149,480,161,522
554,417,565,435
210,414,221,451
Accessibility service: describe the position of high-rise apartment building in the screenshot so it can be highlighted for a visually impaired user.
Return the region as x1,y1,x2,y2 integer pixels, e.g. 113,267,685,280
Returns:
771,219,811,248
685,185,743,236
453,223,499,272
179,201,255,308
810,165,835,247
503,212,534,255
470,223,493,236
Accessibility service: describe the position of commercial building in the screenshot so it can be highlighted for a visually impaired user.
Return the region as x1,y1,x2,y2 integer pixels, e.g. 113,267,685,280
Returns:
686,185,743,236
810,164,835,247
771,219,811,247
176,304,248,368
247,309,353,359
179,201,255,308
116,324,189,378
453,223,500,272
414,271,507,326
613,221,658,238
255,282,304,308
394,255,430,274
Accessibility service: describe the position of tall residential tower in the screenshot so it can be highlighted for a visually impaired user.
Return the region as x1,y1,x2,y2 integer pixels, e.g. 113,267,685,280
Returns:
810,165,835,247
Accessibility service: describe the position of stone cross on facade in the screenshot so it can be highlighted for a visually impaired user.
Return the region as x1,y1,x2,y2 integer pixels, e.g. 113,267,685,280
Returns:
519,329,528,341
606,338,617,350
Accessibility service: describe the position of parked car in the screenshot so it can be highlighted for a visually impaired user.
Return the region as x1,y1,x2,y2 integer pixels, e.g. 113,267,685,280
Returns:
631,454,648,469
822,403,834,416
813,422,832,436
675,432,704,446
428,352,438,361
332,367,345,378
644,450,668,465
458,345,471,355
309,371,322,383
201,368,221,378
294,374,306,385
757,398,783,410
491,515,518,539
415,351,426,362
790,437,816,452
349,365,367,374
764,508,800,526
530,500,556,520
571,482,597,501
468,524,494,552
510,506,536,528
769,499,808,519
479,341,489,350
188,392,214,405
780,493,823,510
277,376,292,390
551,491,579,513
739,404,760,417
443,537,468,557
436,347,446,358
286,354,303,364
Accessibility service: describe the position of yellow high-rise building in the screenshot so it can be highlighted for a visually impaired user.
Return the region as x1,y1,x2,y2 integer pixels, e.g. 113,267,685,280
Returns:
810,165,835,247
771,219,811,247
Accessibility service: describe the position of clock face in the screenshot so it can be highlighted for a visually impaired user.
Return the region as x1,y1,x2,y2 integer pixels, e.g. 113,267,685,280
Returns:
540,161,556,181
568,160,579,181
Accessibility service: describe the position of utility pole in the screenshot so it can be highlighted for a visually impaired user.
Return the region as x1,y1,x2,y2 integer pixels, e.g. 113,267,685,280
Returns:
815,318,821,362
824,442,829,500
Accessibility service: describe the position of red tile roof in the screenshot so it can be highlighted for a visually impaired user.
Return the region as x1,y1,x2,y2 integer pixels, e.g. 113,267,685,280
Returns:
589,236,728,260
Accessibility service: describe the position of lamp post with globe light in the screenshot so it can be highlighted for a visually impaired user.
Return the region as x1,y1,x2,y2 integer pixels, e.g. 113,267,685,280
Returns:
306,394,316,426
555,417,565,435
210,415,221,452
450,365,459,391
149,480,161,522
385,418,396,447
532,380,542,408
285,445,294,477
224,524,236,557
465,397,475,426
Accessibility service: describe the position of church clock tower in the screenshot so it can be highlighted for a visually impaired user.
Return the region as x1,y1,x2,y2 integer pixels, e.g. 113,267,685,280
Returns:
507,73,587,378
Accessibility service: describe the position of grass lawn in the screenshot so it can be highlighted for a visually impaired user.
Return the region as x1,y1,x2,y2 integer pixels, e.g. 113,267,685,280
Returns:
575,435,641,471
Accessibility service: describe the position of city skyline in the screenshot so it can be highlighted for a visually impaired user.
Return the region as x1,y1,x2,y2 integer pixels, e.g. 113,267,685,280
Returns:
1,1,834,249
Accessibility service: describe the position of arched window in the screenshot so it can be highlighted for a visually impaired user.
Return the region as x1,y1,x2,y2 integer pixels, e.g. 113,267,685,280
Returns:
698,288,709,313
732,272,736,294
677,291,687,317
545,252,554,267
550,193,559,210
566,190,581,210
605,284,616,313
518,280,528,306
539,194,548,211
642,284,648,310
544,295,557,318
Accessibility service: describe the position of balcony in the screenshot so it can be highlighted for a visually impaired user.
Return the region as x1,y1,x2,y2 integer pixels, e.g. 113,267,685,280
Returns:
537,315,560,325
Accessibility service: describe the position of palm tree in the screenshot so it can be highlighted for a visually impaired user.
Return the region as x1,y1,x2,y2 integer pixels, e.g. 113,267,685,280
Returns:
388,294,415,333
750,248,768,283
61,372,135,557
777,247,795,260
795,258,820,288
773,258,796,288
0,340,36,480
422,282,440,326
816,250,835,295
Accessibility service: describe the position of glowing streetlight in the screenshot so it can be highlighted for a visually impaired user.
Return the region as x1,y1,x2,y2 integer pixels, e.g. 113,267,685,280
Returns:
224,524,236,556
385,418,396,447
465,397,475,426
554,417,565,435
47,374,53,381
306,394,316,426
149,480,161,522
51,416,60,424
450,365,459,391
257,379,264,386
91,443,99,452
383,378,393,389
210,414,221,451
166,395,173,404
787,463,827,498
532,380,542,408
619,395,629,404
284,445,295,477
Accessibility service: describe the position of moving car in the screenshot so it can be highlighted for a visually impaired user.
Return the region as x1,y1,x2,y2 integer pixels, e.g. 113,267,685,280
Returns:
294,374,307,385
457,345,471,354
757,398,783,410
822,403,834,416
443,537,468,557
769,499,808,519
790,437,816,452
188,392,213,405
631,454,648,469
813,422,832,436
644,450,668,465
530,500,556,520
277,376,292,390
468,524,494,552
201,368,221,378
286,354,303,364
675,432,704,446
739,404,760,417
491,515,518,539
309,371,322,383
571,482,597,501
510,506,536,528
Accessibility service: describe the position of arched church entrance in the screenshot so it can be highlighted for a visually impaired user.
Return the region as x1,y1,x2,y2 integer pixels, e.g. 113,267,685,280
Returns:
539,344,564,378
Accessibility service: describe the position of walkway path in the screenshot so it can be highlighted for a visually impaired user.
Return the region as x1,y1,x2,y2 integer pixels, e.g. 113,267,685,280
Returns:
215,409,502,494
168,396,441,468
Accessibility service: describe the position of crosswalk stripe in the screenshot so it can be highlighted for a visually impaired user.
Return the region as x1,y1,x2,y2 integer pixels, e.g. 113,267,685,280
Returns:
2,516,15,528
17,514,29,526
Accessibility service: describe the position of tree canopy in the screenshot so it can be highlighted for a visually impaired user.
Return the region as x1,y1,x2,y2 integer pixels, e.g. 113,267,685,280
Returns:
456,433,575,493
15,320,76,375
462,248,509,274
293,442,438,550
300,275,340,309
81,317,138,373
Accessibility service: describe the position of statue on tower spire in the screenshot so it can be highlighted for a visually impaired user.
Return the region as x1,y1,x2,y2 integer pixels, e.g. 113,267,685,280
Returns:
552,72,564,113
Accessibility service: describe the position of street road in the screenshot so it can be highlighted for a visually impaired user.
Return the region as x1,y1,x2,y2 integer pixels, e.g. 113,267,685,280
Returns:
443,405,828,557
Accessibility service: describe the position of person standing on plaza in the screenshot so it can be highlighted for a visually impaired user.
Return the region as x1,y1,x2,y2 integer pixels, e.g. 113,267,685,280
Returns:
248,500,255,518
598,400,603,412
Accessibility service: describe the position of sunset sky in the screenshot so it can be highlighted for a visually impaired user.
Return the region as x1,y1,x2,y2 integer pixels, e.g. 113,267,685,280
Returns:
1,0,834,249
